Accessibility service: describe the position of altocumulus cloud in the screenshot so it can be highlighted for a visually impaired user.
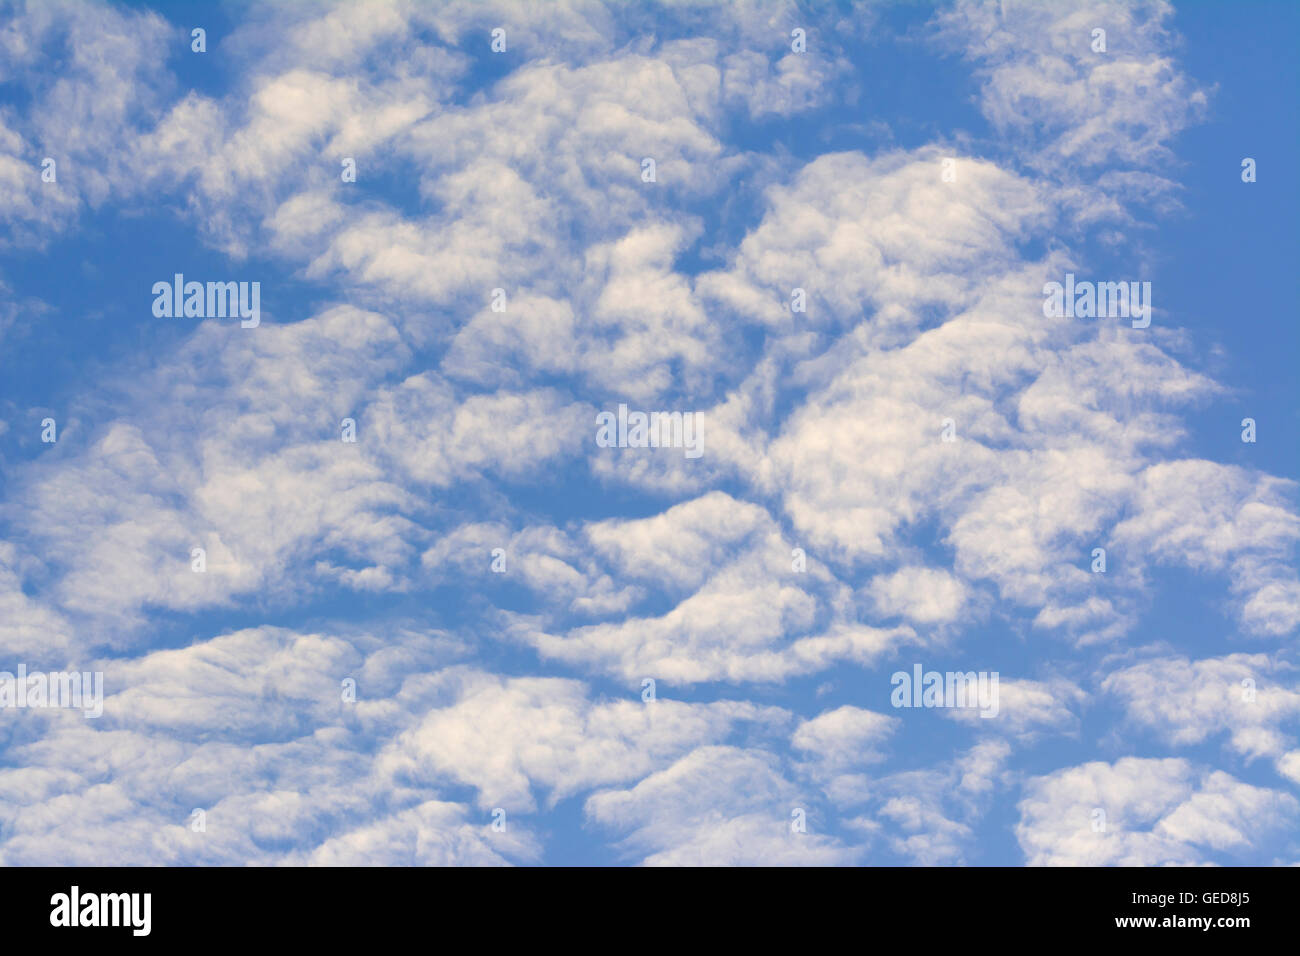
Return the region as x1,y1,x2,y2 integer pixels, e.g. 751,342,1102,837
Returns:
0,0,1296,865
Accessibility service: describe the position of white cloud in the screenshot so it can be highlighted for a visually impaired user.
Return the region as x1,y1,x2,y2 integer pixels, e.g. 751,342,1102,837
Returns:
376,672,786,811
1017,757,1299,865
934,0,1208,178
792,705,897,767
851,740,1012,864
585,746,860,865
947,677,1086,737
1102,654,1300,762
867,566,970,624
0,0,1293,869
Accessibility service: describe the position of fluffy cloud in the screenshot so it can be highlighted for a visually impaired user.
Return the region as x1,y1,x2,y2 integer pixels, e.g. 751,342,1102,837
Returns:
1017,757,1299,865
1103,654,1300,763
586,746,861,865
0,0,1292,868
376,672,786,811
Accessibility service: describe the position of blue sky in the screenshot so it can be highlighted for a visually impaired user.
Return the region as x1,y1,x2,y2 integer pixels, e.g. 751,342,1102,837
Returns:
0,0,1297,866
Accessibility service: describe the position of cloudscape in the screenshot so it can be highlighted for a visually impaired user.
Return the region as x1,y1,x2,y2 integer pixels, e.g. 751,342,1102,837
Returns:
0,0,1297,868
